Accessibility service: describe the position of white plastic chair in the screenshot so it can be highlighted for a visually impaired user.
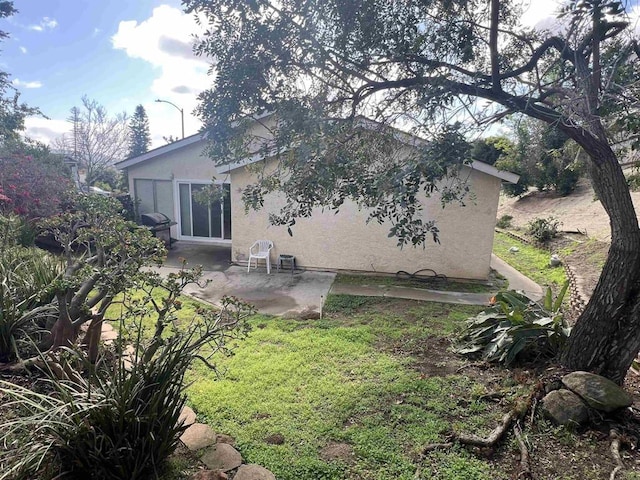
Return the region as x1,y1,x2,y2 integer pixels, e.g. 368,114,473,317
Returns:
247,240,274,274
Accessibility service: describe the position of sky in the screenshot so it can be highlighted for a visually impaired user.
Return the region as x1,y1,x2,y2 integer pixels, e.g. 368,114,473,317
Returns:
2,0,639,152
4,0,209,148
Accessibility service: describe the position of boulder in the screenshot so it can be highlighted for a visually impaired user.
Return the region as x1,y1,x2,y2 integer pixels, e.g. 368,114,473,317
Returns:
201,443,242,472
234,464,276,480
180,423,217,451
178,406,197,427
191,470,228,480
542,389,589,426
562,371,632,412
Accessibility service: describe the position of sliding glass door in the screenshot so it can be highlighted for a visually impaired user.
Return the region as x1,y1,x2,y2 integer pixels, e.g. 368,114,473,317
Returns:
177,182,231,241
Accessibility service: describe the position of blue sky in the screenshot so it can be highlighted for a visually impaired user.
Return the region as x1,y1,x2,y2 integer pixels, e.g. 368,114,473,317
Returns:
4,0,208,147
2,0,640,150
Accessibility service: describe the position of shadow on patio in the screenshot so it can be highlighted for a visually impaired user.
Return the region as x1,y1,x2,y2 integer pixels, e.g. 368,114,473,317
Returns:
159,241,336,317
164,241,232,271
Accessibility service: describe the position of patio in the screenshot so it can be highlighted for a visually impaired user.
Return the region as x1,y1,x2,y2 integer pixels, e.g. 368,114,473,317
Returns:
160,241,336,317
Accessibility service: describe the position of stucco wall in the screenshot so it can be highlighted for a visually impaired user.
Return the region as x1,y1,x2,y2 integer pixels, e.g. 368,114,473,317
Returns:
126,141,224,187
125,140,224,237
231,162,501,280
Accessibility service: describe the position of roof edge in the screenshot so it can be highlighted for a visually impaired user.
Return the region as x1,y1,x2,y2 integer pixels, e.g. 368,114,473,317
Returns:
115,133,205,170
469,160,520,183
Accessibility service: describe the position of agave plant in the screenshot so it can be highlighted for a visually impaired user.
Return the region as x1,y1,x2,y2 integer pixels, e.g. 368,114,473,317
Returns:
456,283,571,366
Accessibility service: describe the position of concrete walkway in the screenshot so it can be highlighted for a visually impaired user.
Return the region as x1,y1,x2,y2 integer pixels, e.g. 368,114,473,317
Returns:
330,254,543,306
490,254,543,301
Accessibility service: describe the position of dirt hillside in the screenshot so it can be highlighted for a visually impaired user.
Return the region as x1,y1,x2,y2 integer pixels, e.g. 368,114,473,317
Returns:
496,178,640,242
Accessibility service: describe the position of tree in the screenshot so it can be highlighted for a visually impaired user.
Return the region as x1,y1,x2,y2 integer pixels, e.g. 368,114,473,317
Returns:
53,96,129,186
128,104,151,158
186,0,640,383
0,2,40,147
471,137,513,166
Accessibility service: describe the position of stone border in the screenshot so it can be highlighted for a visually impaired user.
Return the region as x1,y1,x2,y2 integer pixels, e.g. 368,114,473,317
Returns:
178,406,276,480
495,228,587,318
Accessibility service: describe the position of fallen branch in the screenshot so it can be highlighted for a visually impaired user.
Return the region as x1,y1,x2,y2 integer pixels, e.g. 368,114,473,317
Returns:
420,442,454,454
609,429,624,480
455,411,516,447
514,423,531,479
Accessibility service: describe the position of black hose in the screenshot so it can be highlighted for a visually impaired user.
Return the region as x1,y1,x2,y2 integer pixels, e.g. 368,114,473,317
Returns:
395,269,448,284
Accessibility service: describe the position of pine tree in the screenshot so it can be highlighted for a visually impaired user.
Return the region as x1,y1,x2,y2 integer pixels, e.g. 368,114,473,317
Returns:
128,105,151,158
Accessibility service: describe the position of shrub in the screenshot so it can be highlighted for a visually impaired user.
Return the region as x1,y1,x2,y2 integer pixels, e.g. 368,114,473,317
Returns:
496,214,513,229
0,267,253,480
527,216,561,243
627,172,640,191
0,154,73,220
456,285,570,365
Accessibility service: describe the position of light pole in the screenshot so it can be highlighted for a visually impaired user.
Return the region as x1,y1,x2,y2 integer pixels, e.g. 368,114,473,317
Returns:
155,99,184,139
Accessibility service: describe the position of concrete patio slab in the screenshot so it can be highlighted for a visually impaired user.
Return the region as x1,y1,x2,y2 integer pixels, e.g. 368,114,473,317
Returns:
156,264,335,317
164,241,231,271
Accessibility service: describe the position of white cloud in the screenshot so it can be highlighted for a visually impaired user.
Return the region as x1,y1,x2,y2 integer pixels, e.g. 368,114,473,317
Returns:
112,5,211,145
19,46,27,54
28,17,58,32
24,117,69,145
12,78,42,89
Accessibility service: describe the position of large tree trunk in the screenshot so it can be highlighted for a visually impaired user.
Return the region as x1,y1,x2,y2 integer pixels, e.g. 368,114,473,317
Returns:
561,148,640,384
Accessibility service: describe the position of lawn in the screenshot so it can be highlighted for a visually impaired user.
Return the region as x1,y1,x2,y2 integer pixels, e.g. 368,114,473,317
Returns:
493,231,568,288
184,296,526,480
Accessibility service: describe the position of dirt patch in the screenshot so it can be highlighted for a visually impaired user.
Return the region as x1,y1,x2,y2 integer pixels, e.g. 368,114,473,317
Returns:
320,442,355,464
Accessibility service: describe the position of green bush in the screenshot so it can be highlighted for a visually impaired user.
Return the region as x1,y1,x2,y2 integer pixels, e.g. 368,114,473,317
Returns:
495,214,513,229
456,286,570,365
627,172,640,191
527,217,561,243
0,274,252,480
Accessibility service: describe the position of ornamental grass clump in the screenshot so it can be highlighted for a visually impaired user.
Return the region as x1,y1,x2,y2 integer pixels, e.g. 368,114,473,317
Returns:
0,215,61,363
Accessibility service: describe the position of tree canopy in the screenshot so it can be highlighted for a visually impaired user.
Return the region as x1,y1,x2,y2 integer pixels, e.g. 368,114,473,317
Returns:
186,0,640,382
128,104,151,158
53,96,129,186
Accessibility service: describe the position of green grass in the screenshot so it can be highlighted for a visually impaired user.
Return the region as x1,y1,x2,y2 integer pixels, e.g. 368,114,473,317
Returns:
334,273,496,293
493,232,567,288
185,297,517,480
104,287,204,339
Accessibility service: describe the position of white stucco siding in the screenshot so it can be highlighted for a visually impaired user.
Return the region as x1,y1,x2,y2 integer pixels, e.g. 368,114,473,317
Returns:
126,142,224,186
231,163,501,280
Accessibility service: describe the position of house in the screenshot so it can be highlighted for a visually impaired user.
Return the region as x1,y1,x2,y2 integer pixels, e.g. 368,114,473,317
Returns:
115,120,518,280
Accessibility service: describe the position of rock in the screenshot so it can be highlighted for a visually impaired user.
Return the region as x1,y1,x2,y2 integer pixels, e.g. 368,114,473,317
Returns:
298,306,321,320
180,423,217,451
562,371,632,412
542,389,589,426
179,406,197,427
549,254,561,267
101,329,118,342
191,470,228,480
283,306,320,320
200,443,242,472
216,434,236,446
234,464,276,480
264,433,284,445
509,246,519,253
